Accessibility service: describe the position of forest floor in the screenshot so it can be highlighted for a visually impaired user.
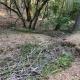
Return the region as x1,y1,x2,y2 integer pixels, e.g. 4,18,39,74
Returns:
0,29,80,80
0,9,80,80
49,32,80,80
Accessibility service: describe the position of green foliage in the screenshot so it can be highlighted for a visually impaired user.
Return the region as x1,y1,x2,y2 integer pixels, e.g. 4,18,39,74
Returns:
42,15,71,30
56,52,73,69
41,0,80,31
21,44,74,77
42,17,55,30
42,62,60,76
42,52,74,76
21,43,38,56
70,2,80,19
56,15,71,27
57,16,70,25
20,43,45,65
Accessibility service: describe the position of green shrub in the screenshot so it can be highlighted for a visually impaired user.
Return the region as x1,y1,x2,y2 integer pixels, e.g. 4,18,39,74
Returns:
56,53,73,69
42,52,74,76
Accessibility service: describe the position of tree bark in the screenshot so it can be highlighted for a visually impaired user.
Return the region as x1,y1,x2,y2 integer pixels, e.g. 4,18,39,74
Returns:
23,0,31,21
28,0,49,30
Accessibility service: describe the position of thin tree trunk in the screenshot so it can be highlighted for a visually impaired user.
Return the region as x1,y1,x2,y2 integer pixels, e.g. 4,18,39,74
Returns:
32,16,38,30
27,7,31,21
23,0,31,21
28,0,49,30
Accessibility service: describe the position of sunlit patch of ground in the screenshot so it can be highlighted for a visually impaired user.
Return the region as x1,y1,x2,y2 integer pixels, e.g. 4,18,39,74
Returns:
0,10,6,17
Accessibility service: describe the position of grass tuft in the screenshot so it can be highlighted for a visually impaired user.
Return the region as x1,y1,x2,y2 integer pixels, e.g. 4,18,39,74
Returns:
42,52,74,76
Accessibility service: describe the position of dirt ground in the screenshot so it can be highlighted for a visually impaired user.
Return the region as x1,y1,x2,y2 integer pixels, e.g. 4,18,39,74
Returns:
48,32,80,80
49,58,80,80
0,30,80,80
0,9,80,80
64,31,80,48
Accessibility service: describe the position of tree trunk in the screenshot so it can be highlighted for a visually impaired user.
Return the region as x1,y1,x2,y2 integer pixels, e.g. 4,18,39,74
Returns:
54,24,61,30
32,17,38,30
29,20,32,29
21,18,27,28
28,11,40,30
24,0,31,21
27,7,31,21
71,12,80,31
28,0,49,30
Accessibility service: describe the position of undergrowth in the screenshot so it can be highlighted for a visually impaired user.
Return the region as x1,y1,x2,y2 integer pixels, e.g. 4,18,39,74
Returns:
42,52,74,76
20,43,74,79
0,43,74,80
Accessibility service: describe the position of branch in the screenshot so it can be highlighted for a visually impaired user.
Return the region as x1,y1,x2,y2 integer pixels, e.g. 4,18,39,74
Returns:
32,0,49,21
0,2,18,15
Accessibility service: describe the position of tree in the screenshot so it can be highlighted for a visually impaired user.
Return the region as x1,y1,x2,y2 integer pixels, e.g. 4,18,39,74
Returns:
29,0,49,30
0,0,49,30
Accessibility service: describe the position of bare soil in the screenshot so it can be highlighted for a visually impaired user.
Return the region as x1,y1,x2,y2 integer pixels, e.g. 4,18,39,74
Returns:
49,58,80,80
0,9,80,80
